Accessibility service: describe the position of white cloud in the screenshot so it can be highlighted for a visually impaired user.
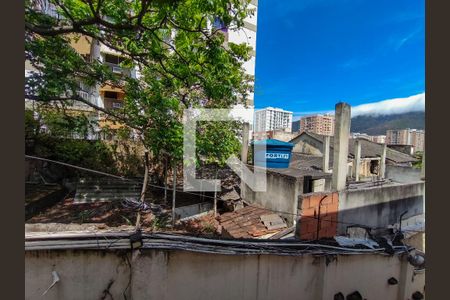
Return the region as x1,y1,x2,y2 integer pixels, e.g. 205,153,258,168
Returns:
351,92,425,117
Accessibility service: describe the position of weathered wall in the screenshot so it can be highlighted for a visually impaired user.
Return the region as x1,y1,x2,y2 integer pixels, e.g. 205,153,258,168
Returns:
242,172,301,225
25,249,425,300
291,134,323,155
175,201,213,219
386,165,422,183
337,182,425,234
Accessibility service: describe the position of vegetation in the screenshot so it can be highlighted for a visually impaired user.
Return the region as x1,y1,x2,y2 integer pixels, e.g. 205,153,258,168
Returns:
25,108,144,177
413,151,423,169
351,112,425,136
25,0,255,171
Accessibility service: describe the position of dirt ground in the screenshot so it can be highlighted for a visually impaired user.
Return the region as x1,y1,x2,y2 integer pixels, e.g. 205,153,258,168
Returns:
26,192,221,236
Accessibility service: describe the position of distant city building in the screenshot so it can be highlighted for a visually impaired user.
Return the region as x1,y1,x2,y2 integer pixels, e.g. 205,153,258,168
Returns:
370,135,386,144
350,132,371,141
253,129,296,142
291,120,301,133
351,133,386,144
410,129,425,152
300,114,334,136
254,107,293,132
386,129,425,152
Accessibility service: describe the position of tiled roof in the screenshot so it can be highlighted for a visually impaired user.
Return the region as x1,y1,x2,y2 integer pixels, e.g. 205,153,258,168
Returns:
290,153,334,170
218,205,287,239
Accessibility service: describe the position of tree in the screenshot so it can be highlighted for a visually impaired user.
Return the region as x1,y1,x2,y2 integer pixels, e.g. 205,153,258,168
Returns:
25,0,254,172
26,0,255,228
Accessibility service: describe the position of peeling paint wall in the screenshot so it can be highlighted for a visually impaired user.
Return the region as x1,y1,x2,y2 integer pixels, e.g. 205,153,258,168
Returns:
25,249,425,300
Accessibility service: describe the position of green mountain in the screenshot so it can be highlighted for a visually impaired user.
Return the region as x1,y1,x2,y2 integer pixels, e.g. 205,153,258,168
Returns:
351,111,425,135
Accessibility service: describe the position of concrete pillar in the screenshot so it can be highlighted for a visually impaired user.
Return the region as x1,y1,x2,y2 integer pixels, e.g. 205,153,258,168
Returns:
322,136,330,173
353,139,361,181
420,149,425,179
332,103,351,191
241,122,250,164
379,143,387,179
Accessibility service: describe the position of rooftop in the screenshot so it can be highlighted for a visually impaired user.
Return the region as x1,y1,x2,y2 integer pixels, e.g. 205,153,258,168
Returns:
218,205,288,239
290,131,418,164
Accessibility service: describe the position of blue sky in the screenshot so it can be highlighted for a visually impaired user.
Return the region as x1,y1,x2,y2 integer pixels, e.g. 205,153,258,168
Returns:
253,0,425,119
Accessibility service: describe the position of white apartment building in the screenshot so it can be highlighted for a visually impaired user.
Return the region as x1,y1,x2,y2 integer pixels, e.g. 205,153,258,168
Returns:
254,107,293,133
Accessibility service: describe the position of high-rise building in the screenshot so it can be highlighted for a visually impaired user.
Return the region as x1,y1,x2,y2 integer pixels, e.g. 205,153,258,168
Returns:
291,120,301,133
254,107,293,133
26,0,259,137
386,129,425,152
370,135,386,144
410,130,425,152
299,114,335,136
350,132,371,141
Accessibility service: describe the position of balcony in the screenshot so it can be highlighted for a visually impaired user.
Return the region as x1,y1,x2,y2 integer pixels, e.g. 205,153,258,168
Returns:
104,62,132,78
103,97,124,110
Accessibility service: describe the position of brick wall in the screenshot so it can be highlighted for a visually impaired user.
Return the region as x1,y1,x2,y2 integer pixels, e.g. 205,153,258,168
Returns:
296,192,339,240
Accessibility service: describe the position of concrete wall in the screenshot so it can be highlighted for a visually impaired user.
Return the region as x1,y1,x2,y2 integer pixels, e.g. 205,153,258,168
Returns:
337,182,425,234
25,249,425,300
386,165,422,183
175,201,213,219
242,172,301,226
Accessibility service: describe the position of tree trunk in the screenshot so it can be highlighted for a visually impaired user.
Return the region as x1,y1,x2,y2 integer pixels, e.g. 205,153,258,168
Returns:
164,158,168,203
135,150,149,230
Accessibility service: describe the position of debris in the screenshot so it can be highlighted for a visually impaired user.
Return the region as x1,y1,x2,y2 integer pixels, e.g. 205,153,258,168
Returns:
334,236,379,249
260,214,287,230
121,198,152,213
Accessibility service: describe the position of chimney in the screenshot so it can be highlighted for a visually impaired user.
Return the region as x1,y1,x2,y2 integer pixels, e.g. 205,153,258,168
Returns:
353,139,361,181
379,143,387,179
322,135,330,173
332,103,351,191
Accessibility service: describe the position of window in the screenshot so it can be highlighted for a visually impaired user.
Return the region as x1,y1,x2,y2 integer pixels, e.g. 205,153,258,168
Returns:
112,102,123,108
104,54,125,65
104,91,118,99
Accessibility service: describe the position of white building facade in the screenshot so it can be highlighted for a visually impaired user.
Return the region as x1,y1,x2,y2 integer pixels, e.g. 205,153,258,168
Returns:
254,107,293,133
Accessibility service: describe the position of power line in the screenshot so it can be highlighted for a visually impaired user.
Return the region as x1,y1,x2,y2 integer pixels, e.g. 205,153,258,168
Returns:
25,155,425,234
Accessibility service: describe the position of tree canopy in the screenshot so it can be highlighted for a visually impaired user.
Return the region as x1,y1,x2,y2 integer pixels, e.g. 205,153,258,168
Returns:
25,0,255,165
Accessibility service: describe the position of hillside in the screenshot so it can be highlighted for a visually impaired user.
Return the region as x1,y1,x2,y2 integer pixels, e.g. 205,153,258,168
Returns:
351,111,425,135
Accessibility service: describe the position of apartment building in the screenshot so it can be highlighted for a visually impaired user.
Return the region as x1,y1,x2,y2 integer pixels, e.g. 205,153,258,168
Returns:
350,132,371,141
299,114,335,136
370,135,386,144
386,129,425,152
225,0,258,107
26,0,258,137
254,107,293,133
291,120,301,133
